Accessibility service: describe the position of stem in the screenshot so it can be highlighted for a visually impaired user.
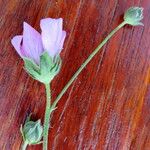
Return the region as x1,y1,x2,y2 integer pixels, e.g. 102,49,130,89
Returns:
51,21,126,110
21,141,28,150
43,83,51,150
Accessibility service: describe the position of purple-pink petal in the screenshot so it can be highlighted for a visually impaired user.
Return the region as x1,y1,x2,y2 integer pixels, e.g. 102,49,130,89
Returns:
22,22,43,64
59,31,66,53
40,18,65,57
11,35,23,57
11,18,66,64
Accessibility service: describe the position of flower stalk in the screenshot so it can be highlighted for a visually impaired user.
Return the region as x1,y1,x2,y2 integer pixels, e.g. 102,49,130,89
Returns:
43,83,51,150
51,6,144,111
51,21,127,110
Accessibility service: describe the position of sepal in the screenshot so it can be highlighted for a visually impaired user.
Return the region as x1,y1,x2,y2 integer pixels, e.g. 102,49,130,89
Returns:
23,52,62,84
23,58,41,80
39,52,62,84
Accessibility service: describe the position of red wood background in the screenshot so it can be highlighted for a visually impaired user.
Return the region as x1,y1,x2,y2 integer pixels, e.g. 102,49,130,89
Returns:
0,0,150,150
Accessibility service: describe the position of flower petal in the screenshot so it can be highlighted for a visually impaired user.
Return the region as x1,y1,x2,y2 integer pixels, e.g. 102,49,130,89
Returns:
11,35,24,57
23,22,43,64
58,31,66,53
40,18,63,57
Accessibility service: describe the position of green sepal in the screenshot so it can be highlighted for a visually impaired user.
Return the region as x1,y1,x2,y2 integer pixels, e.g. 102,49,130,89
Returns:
40,52,53,74
23,52,62,84
50,55,62,76
38,52,62,84
23,57,41,80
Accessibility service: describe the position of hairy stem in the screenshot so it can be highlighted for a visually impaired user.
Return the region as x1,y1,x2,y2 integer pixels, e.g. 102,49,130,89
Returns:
43,83,51,150
51,21,126,110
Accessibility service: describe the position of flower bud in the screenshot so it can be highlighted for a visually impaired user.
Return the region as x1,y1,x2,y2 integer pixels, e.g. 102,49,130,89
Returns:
21,119,43,145
124,7,144,26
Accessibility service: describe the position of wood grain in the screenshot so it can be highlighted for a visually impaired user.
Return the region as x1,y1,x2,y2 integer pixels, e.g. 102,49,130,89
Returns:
0,0,150,150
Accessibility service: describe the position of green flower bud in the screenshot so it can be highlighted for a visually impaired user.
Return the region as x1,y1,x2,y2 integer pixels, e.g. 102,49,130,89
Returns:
124,7,144,26
21,119,43,145
23,52,61,84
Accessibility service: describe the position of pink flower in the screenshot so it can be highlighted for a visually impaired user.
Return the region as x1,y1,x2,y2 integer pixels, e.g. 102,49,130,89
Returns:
11,18,66,64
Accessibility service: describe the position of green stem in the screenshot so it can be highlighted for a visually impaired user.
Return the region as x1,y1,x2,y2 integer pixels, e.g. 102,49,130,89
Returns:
21,141,28,150
51,21,126,110
43,83,51,150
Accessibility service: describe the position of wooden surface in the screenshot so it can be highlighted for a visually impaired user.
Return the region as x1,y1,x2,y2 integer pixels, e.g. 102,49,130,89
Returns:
0,0,150,150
